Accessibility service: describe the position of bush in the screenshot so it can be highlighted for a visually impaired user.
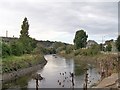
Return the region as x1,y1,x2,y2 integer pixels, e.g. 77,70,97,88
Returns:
106,43,112,52
74,49,81,56
33,45,56,55
2,42,11,58
65,45,74,54
2,54,46,73
73,45,100,56
116,35,120,51
85,45,100,56
10,41,24,56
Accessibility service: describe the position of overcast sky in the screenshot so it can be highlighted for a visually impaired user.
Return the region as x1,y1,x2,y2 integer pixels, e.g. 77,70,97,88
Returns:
0,0,118,44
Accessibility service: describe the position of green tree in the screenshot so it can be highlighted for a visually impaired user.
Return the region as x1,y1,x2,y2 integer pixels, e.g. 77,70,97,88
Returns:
89,44,100,55
65,45,74,54
106,43,112,52
20,17,29,38
53,42,64,49
73,30,88,49
19,17,36,54
33,45,45,55
10,42,23,56
116,35,120,51
99,43,105,51
52,42,66,53
2,42,11,58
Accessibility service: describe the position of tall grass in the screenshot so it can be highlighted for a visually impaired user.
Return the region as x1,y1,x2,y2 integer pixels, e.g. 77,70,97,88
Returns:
2,54,46,73
59,51,118,76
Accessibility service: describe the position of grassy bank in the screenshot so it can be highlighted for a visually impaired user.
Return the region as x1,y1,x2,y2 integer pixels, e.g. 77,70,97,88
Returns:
2,54,46,73
59,52,118,76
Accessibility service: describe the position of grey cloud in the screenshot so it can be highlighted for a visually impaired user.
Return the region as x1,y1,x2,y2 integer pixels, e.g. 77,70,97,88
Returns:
0,1,118,43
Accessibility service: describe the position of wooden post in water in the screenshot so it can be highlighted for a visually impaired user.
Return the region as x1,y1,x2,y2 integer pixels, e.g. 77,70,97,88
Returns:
32,73,44,90
85,73,88,90
83,68,88,90
118,53,120,88
36,79,39,90
70,72,74,88
71,73,74,88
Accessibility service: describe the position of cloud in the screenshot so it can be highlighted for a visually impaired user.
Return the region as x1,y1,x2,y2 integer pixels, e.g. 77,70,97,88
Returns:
0,0,118,44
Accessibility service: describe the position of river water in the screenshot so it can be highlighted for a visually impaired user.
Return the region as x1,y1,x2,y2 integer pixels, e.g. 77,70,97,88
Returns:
3,54,101,89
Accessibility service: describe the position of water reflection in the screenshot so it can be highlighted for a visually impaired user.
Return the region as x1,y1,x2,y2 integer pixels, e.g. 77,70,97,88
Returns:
28,55,74,88
28,55,100,88
3,54,100,89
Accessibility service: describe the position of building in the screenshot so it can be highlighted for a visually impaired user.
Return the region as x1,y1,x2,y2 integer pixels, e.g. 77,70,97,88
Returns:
104,39,117,52
86,40,98,48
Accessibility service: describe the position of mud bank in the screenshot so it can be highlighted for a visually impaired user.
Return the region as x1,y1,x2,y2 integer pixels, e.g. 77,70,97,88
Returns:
2,60,47,83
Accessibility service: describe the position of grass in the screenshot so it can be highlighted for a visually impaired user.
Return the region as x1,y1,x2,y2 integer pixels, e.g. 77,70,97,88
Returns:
95,54,118,74
59,51,118,76
2,54,46,73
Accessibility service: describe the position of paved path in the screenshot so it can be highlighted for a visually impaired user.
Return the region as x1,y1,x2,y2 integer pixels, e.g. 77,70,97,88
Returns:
95,73,118,88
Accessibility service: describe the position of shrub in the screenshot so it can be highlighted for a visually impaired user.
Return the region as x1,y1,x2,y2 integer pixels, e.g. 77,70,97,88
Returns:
10,42,23,56
2,42,11,58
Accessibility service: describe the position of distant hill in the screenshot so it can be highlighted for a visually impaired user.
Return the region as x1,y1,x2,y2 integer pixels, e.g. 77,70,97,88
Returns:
1,37,69,48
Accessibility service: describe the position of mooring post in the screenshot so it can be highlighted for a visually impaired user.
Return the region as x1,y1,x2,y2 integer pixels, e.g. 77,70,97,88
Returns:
36,79,38,90
118,53,120,88
71,73,74,88
32,73,43,90
83,68,88,90
85,73,88,90
69,72,74,88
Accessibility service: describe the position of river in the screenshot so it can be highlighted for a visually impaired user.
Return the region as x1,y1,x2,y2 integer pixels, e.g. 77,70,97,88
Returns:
3,54,101,89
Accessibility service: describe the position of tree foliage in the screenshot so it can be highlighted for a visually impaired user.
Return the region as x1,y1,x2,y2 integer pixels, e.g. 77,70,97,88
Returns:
116,35,120,52
2,17,37,58
89,44,100,55
74,44,100,56
52,42,67,53
106,43,112,52
2,42,11,58
33,45,56,55
65,45,74,54
73,30,88,49
20,17,29,38
10,41,24,56
19,17,37,54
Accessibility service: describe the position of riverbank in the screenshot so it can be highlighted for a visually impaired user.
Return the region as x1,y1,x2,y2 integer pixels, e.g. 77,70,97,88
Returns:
59,52,118,88
59,53,118,73
94,73,118,88
2,54,46,73
2,54,47,83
